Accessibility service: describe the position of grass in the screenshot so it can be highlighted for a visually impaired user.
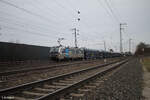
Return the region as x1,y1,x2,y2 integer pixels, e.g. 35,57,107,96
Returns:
142,57,150,72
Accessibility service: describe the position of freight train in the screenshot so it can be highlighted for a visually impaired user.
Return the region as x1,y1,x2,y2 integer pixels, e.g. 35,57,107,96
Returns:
49,46,123,61
0,42,125,62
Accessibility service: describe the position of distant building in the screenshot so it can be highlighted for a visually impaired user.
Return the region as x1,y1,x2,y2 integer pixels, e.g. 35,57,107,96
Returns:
135,43,150,56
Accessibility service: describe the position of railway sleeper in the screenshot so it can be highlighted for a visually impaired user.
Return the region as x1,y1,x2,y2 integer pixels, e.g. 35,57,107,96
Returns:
62,82,100,100
70,93,86,100
34,88,55,92
64,77,83,82
52,82,72,86
14,93,39,100
22,91,47,97
15,87,56,100
44,84,65,89
59,80,76,84
14,96,34,100
60,98,70,100
65,67,119,100
0,59,126,100
78,89,94,100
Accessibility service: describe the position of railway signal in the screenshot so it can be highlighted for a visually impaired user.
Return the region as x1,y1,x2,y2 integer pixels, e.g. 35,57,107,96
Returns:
71,10,80,48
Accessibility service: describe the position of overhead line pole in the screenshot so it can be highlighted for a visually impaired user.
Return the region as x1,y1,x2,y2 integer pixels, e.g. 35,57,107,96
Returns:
120,23,122,53
96,41,106,51
104,41,106,51
129,38,132,53
72,28,78,48
120,23,127,53
0,26,1,36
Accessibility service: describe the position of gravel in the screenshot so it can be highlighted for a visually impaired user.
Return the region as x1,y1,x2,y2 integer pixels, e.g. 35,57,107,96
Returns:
97,58,144,100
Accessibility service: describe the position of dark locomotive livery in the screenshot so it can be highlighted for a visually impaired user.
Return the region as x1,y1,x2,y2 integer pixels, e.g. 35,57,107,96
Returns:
49,46,123,61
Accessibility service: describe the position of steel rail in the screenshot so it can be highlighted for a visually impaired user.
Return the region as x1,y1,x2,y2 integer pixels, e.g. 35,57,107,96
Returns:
39,60,128,100
0,59,104,76
0,59,127,99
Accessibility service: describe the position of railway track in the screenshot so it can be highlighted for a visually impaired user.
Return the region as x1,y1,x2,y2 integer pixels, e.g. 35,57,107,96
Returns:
0,59,102,76
0,58,123,77
0,59,128,100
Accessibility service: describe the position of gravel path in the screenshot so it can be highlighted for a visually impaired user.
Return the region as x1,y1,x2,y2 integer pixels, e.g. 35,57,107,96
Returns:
143,69,150,100
142,59,150,100
97,58,144,100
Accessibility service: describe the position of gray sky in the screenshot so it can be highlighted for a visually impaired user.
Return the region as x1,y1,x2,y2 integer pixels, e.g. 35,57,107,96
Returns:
0,0,150,53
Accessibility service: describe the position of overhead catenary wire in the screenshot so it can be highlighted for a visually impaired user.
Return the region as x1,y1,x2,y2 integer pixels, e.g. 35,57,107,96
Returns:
0,24,58,39
53,0,92,32
0,0,124,49
9,0,83,34
96,0,118,25
103,0,120,23
0,0,62,28
0,17,60,36
53,0,91,33
104,0,127,52
52,0,92,46
31,0,73,23
97,0,125,52
0,10,71,34
0,0,82,47
64,0,101,39
30,0,64,21
0,19,60,39
0,0,77,40
53,0,77,17
107,0,123,22
26,0,74,31
0,12,63,39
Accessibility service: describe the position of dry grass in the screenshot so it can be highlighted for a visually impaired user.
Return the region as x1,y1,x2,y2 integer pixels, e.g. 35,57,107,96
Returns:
142,57,150,72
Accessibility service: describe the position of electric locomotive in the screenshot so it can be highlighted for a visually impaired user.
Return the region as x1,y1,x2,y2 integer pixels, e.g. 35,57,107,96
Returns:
49,46,65,60
49,46,84,61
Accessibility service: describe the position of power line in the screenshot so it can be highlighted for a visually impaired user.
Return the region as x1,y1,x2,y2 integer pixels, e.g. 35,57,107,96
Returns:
30,0,87,35
0,24,58,39
0,0,80,31
0,0,60,27
97,0,118,24
26,0,74,30
0,0,76,39
53,0,76,17
107,0,122,21
0,10,72,34
64,0,78,12
55,0,104,37
55,0,92,31
104,0,120,23
0,15,60,34
31,0,72,23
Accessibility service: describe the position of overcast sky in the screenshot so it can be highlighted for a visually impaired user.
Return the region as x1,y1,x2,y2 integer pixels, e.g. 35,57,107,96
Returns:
0,0,150,52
